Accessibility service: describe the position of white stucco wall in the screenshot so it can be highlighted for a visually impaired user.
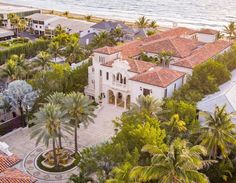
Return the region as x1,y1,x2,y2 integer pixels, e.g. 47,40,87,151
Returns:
129,76,184,103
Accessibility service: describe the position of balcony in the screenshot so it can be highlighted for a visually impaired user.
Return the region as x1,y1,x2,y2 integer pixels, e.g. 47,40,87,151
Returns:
111,81,129,92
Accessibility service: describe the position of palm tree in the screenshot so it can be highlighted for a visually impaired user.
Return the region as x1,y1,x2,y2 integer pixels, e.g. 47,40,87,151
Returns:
65,41,84,65
68,173,94,183
129,95,163,117
36,51,51,70
90,31,116,49
18,19,28,37
11,54,29,79
30,103,69,167
111,27,124,41
130,139,212,183
8,13,20,37
48,41,61,62
135,16,150,28
46,92,66,148
1,59,17,82
63,92,96,154
162,114,187,143
198,105,236,159
54,24,66,36
149,20,158,29
157,51,173,67
224,22,236,40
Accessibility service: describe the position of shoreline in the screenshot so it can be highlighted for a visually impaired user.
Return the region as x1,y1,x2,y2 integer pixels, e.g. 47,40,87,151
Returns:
0,2,174,32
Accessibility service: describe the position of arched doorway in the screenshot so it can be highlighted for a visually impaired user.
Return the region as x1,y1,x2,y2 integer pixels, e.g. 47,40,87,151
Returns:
117,92,124,107
126,95,131,109
108,90,115,105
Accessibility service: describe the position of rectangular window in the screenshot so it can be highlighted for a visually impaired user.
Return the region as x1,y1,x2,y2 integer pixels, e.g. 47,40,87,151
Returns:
174,83,177,90
106,72,109,80
100,70,102,76
143,88,151,96
99,56,105,63
164,88,168,98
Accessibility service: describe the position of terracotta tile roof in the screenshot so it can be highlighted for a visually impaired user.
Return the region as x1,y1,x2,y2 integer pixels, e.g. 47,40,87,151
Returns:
141,37,203,58
0,168,37,183
102,59,156,73
130,66,185,87
0,154,21,173
172,40,232,69
94,46,118,55
95,40,143,58
143,27,196,42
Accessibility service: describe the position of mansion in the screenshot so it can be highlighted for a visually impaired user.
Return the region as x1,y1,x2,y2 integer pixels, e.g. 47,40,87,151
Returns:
84,27,232,109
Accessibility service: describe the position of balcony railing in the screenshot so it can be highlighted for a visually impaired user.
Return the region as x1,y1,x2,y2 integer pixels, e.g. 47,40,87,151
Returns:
111,82,129,91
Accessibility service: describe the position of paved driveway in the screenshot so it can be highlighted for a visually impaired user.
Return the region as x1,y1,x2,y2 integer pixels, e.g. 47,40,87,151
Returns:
0,104,124,158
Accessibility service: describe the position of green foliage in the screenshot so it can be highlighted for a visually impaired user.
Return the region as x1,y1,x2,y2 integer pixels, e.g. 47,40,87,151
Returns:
0,39,49,65
173,59,231,102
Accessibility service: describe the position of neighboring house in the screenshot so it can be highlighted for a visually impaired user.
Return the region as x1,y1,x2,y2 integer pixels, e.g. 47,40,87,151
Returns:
45,18,95,37
0,4,40,29
197,70,236,124
0,28,14,41
25,13,95,37
84,27,232,108
0,150,37,182
25,13,61,35
79,20,144,46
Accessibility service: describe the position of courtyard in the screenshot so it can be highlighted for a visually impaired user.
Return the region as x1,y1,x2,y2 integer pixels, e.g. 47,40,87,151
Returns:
0,104,125,182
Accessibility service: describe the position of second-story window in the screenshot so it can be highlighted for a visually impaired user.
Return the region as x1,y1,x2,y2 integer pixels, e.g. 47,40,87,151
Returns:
100,70,102,76
106,72,109,80
99,56,105,63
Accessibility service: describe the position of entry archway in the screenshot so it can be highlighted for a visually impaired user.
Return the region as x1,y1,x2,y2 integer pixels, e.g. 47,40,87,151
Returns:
117,92,124,107
108,90,115,105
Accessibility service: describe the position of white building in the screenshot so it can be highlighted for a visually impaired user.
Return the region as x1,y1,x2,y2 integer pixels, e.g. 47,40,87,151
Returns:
197,70,236,124
85,27,232,108
25,13,61,35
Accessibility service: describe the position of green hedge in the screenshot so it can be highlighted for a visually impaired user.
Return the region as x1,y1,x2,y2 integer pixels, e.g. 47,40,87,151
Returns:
0,39,50,65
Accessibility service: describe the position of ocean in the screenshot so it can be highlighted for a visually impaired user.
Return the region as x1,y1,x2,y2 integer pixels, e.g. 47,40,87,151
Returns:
3,0,236,30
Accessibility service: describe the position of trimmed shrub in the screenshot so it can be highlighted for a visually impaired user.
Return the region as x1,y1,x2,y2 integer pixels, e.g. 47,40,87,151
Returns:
0,39,50,65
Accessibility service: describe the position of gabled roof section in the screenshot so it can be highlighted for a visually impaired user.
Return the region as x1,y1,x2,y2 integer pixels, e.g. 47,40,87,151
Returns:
130,66,185,87
141,37,202,58
102,59,156,73
172,40,232,69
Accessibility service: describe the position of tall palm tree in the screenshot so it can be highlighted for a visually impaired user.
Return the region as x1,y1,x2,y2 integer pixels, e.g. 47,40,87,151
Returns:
198,105,236,159
130,139,212,183
36,51,51,70
157,51,173,67
111,27,124,41
224,22,236,40
135,16,150,28
63,92,96,154
130,95,163,116
30,103,71,167
46,92,66,148
8,13,20,37
48,41,61,62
